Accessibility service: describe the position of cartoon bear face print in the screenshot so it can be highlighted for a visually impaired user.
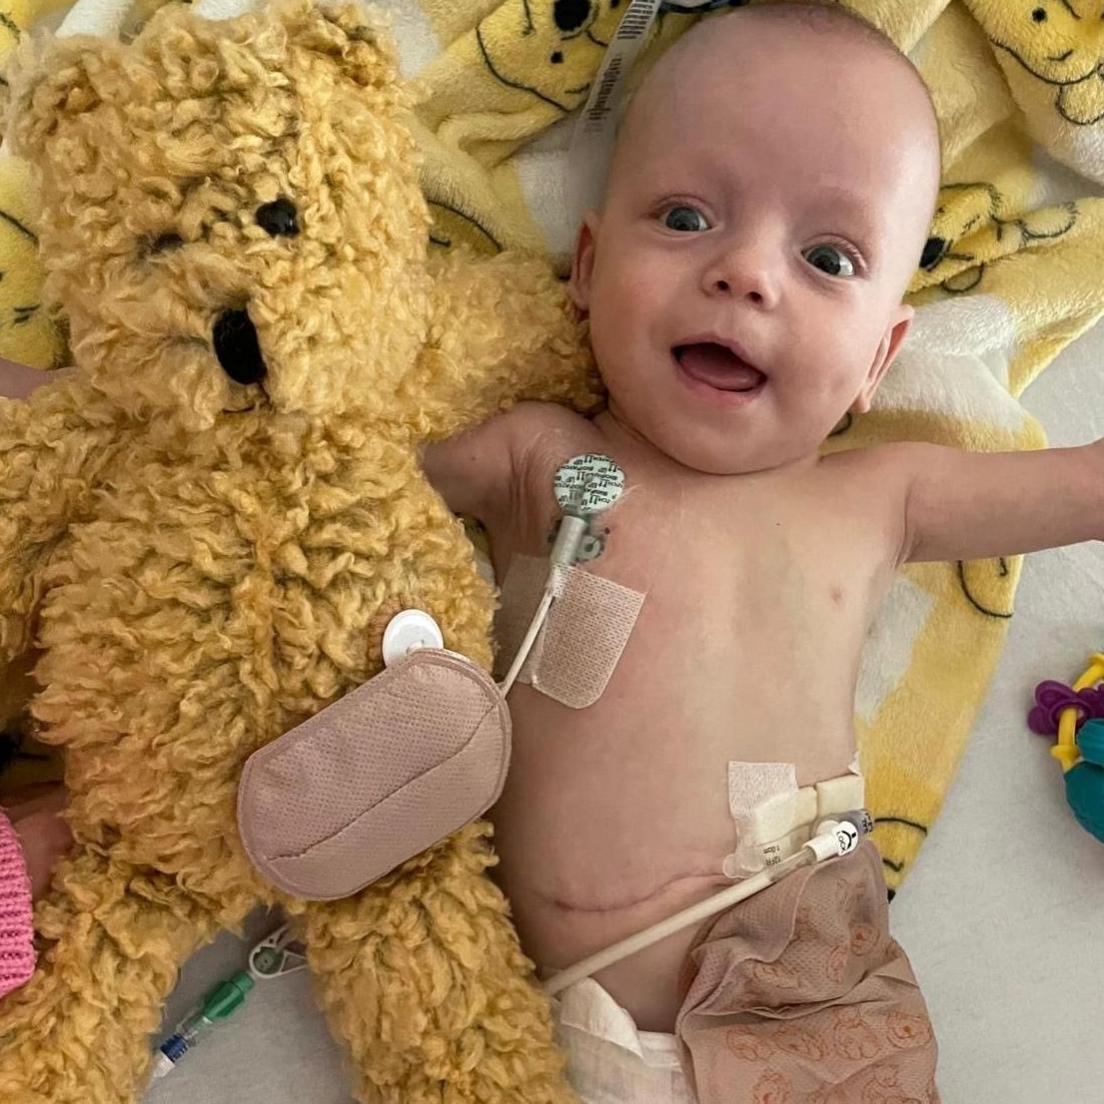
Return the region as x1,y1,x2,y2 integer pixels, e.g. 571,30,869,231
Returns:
967,0,1104,125
475,0,627,113
912,181,1077,294
979,0,1101,85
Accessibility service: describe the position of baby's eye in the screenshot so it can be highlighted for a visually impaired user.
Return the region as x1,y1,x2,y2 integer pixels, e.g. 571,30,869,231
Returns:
804,243,856,278
662,206,710,233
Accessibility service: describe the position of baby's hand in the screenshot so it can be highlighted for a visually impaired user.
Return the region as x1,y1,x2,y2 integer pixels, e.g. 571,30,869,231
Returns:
4,785,72,900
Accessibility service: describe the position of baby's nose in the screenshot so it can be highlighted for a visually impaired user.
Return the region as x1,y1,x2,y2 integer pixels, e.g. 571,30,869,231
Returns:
710,276,764,305
702,249,777,308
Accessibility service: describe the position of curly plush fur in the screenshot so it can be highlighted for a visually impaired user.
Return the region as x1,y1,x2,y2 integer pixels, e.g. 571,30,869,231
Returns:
0,3,598,1101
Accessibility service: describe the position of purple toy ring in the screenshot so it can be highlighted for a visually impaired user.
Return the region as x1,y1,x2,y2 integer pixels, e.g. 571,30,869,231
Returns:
1029,680,1104,737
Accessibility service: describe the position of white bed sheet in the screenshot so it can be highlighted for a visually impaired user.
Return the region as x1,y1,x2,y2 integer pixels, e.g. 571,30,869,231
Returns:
144,321,1104,1104
891,319,1104,1104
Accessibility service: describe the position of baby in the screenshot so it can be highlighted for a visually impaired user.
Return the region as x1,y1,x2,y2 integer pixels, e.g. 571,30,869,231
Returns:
1,3,1100,1101
425,4,1102,1103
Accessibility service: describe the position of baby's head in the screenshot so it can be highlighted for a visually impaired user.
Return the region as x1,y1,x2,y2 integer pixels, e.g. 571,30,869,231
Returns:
571,2,941,474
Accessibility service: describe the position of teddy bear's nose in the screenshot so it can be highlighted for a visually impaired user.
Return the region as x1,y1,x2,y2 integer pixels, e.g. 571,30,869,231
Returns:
256,198,300,238
213,309,267,386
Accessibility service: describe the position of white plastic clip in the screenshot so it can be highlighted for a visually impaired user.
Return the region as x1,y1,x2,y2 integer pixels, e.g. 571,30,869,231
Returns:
805,818,861,862
248,923,307,981
382,610,444,668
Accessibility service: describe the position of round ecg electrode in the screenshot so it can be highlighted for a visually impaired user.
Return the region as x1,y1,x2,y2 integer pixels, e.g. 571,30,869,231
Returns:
553,454,625,517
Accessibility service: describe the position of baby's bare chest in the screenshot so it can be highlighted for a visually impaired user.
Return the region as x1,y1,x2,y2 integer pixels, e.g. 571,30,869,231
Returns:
491,447,898,822
497,451,894,693
488,437,901,995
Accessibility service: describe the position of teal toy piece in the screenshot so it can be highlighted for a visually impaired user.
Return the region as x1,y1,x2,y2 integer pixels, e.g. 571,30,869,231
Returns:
1077,718,1104,766
1066,719,1104,844
1029,656,1104,846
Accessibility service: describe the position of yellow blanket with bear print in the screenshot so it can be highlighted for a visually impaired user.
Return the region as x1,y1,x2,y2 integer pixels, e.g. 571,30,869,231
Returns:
1,0,1102,891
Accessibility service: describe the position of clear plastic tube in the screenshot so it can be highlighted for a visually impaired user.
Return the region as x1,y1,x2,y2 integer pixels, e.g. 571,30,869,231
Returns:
543,850,814,997
151,972,254,1079
498,515,587,696
542,810,873,997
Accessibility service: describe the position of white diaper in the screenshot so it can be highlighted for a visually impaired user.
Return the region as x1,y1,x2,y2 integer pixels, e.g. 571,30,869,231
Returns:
550,978,694,1104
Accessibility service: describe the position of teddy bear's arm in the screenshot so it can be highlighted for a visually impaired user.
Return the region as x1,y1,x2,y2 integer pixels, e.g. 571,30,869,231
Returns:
0,375,121,663
399,249,602,443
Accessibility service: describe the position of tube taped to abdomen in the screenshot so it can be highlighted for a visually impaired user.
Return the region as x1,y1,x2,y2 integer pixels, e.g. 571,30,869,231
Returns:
495,555,645,709
723,762,867,879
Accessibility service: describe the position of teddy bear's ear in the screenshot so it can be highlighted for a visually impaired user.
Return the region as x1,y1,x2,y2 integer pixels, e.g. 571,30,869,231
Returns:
2,36,105,167
283,0,406,99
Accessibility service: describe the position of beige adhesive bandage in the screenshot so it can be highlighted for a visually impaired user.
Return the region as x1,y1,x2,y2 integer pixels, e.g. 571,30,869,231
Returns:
723,764,866,879
495,554,645,710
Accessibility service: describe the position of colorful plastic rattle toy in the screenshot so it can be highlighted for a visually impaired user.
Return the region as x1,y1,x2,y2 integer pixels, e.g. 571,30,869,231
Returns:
1029,652,1104,844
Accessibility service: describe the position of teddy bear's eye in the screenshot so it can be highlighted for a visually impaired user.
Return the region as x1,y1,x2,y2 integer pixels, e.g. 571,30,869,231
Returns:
256,198,300,238
148,232,184,254
553,0,590,33
1032,6,1047,21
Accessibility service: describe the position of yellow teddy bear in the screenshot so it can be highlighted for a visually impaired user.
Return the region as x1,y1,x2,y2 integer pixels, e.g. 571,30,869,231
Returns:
0,2,598,1101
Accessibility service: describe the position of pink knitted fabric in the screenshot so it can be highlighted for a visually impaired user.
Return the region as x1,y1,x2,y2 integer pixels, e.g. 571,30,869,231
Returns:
0,808,35,996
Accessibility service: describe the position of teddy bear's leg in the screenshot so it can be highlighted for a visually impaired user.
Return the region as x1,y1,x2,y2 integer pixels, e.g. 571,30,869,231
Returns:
0,846,226,1104
292,822,578,1104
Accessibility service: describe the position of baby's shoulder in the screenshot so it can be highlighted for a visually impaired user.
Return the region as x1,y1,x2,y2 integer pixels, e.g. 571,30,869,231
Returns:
507,403,611,527
422,400,596,524
506,399,598,441
806,444,916,561
815,442,916,495
508,401,605,476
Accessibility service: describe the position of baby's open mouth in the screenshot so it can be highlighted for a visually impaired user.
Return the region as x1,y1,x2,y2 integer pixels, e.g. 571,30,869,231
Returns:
673,342,766,393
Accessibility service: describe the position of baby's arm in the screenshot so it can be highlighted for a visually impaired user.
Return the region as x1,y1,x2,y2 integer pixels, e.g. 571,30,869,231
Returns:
423,400,571,522
884,440,1104,563
3,786,71,901
0,804,35,995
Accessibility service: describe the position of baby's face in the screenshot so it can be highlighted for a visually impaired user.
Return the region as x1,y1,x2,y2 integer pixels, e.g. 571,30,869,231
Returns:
572,16,939,474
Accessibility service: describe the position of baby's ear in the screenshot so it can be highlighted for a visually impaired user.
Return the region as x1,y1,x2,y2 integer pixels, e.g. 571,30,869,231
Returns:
285,0,404,100
3,36,106,168
852,304,913,414
569,214,601,313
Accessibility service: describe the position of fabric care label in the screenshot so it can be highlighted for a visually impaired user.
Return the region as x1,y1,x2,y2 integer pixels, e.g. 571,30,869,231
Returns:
567,0,745,220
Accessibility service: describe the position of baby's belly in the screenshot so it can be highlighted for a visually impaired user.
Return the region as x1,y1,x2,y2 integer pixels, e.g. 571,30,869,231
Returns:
489,679,857,1032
